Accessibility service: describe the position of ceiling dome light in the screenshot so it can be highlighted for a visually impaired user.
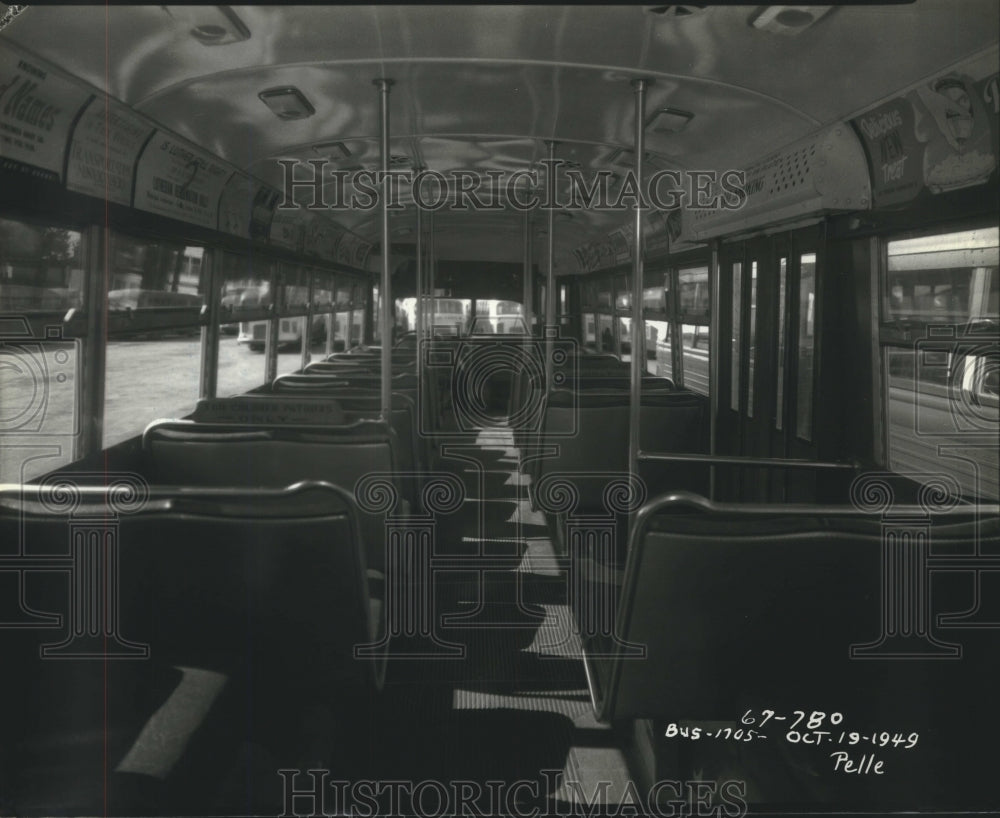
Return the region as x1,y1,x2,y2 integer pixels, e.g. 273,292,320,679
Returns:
645,4,707,17
163,6,251,46
750,5,833,35
258,87,315,120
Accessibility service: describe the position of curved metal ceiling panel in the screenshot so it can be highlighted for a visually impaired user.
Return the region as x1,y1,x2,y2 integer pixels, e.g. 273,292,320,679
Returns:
1,1,997,269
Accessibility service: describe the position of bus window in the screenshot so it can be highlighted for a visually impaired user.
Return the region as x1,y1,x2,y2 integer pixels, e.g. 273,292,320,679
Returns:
276,317,308,375
336,281,352,307
583,313,597,350
108,233,208,317
884,227,999,501
597,280,612,308
103,233,208,446
0,217,85,314
104,337,201,447
886,228,999,322
796,253,817,441
617,315,630,359
598,313,614,355
614,277,630,311
351,308,366,347
679,266,710,319
281,263,309,313
0,217,84,481
217,253,268,395
643,285,665,312
422,297,468,337
333,311,352,351
682,323,710,395
650,320,672,379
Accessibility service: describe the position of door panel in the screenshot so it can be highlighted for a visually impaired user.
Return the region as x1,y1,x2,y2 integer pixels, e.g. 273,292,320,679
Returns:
716,226,822,501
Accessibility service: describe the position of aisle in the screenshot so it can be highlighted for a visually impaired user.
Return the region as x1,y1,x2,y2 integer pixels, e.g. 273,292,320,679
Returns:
345,424,632,816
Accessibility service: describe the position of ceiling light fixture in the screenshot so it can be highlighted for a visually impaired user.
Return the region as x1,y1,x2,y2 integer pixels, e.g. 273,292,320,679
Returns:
311,141,352,159
750,5,833,35
647,107,694,134
645,4,707,18
258,87,315,120
162,6,251,45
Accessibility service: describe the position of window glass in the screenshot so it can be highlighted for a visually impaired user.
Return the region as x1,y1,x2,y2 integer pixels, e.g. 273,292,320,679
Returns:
351,309,365,347
352,280,367,306
276,315,305,375
0,340,79,481
583,313,597,351
646,319,670,377
679,265,710,319
643,285,665,313
312,269,335,311
885,347,998,501
217,332,266,397
467,300,527,335
0,217,85,314
597,280,612,308
776,257,788,431
335,281,352,307
682,324,710,395
219,253,270,322
615,275,631,310
426,298,469,337
334,311,352,351
730,262,742,411
105,336,200,447
617,315,632,360
217,255,268,394
280,263,309,313
885,227,998,322
108,233,207,328
597,313,614,354
796,253,817,440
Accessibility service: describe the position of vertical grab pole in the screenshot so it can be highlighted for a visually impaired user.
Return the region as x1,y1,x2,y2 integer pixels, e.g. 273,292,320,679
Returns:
628,78,649,484
544,140,557,393
375,77,394,421
415,170,424,383
708,240,722,500
199,249,220,399
78,224,108,460
428,210,436,332
523,209,533,329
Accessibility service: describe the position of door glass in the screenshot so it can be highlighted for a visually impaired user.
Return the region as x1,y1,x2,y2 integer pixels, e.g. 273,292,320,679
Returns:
796,253,817,441
730,262,742,411
682,324,710,395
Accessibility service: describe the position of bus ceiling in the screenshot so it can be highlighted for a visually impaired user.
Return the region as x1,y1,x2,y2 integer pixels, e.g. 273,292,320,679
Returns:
0,4,997,274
